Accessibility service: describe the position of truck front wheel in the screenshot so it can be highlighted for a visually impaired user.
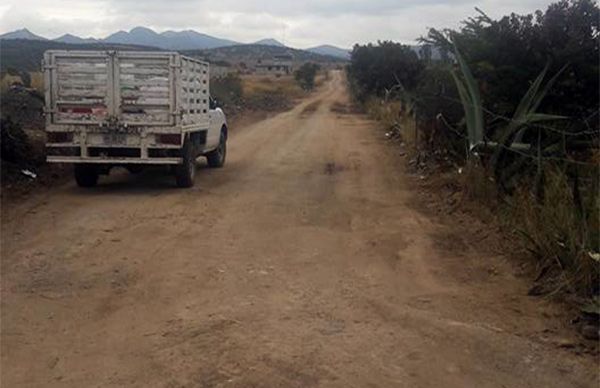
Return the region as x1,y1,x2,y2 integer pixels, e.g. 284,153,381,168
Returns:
74,164,99,188
175,139,196,188
206,130,227,168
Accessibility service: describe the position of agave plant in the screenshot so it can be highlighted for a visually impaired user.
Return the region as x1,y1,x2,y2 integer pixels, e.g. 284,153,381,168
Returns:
490,64,568,169
450,41,567,162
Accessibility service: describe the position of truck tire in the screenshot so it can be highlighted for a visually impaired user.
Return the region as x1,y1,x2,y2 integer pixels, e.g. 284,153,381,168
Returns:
206,130,227,168
74,164,99,188
175,139,196,188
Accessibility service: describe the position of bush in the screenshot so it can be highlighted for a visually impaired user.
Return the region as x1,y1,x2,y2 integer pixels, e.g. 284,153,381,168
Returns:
413,65,466,156
424,0,599,135
210,73,244,111
294,63,320,91
0,117,32,165
347,41,424,102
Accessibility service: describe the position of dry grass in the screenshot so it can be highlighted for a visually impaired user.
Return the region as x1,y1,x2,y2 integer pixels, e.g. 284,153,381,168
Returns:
460,160,498,205
365,97,418,151
241,75,304,99
0,74,23,92
29,72,44,94
508,166,600,296
240,75,305,112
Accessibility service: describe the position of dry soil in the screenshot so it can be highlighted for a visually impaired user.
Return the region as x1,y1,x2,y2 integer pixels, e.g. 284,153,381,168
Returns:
1,71,597,387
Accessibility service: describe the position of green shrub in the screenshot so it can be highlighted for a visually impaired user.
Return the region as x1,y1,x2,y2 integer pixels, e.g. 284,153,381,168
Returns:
347,41,424,102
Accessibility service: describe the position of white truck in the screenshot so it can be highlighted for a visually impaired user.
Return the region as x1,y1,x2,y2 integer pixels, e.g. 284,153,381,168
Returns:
43,50,228,188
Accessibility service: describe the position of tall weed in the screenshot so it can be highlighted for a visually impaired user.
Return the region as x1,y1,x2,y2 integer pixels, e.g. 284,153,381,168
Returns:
509,166,599,296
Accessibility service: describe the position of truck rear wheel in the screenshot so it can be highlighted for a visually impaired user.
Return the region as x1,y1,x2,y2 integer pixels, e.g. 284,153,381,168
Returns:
175,140,196,188
74,164,99,188
206,130,227,168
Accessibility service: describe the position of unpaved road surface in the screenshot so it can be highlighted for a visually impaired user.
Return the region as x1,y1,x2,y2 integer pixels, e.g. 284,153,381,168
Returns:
2,72,597,387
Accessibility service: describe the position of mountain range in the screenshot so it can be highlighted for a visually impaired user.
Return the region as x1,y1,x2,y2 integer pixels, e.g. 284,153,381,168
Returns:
0,28,351,59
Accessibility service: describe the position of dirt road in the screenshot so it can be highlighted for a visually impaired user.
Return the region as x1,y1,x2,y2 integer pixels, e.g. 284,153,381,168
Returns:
1,72,596,387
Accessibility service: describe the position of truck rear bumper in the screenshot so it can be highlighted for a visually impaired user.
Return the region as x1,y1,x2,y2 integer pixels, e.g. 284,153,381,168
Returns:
45,130,186,165
47,156,182,165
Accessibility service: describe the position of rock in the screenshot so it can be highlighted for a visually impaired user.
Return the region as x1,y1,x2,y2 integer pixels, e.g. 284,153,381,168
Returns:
555,338,576,349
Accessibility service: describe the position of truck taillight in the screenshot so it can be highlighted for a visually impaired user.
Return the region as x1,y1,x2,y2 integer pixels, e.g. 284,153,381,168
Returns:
157,134,181,145
47,132,74,143
71,107,93,113
59,106,93,114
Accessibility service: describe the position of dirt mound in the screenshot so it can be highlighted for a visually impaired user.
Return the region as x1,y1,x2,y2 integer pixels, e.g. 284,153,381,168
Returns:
1,89,71,200
1,88,45,130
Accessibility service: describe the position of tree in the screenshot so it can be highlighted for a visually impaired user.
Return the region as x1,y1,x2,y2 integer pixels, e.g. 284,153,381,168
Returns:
423,1,599,128
347,41,424,101
294,63,320,91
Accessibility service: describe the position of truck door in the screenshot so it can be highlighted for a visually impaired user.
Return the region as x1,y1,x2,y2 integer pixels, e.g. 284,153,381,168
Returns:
208,97,224,149
113,52,175,126
45,51,112,125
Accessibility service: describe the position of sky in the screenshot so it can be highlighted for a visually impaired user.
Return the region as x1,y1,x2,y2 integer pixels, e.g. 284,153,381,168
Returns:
0,0,554,49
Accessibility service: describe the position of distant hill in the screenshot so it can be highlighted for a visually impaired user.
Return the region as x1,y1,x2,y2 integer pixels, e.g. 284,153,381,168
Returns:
183,44,347,65
254,38,286,47
0,27,351,57
53,33,98,44
0,28,46,41
307,45,350,60
1,26,240,51
0,39,159,73
0,39,345,75
103,26,239,50
160,29,238,49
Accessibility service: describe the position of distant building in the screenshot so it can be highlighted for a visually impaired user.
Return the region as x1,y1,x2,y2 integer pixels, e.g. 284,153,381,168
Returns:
254,54,294,76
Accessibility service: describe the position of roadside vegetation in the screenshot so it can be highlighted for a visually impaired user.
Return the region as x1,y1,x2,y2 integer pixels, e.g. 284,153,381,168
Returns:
210,73,306,117
294,63,321,91
346,0,599,317
211,66,327,118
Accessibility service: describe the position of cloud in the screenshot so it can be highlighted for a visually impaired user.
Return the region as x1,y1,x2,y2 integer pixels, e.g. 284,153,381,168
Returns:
0,0,554,48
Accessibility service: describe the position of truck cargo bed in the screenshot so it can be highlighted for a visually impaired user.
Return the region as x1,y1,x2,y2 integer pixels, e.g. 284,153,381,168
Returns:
44,50,210,164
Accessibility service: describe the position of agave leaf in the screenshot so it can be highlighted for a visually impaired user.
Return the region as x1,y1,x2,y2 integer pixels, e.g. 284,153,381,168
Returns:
492,67,548,153
452,42,484,147
491,64,567,169
451,70,476,146
511,64,549,128
531,64,568,113
526,113,568,122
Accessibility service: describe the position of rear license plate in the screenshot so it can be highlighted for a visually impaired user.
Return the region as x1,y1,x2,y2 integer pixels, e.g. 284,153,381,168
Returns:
102,133,127,145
